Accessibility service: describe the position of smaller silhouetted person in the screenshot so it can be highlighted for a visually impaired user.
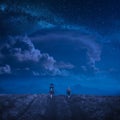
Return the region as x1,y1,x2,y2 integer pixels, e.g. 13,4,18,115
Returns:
66,88,71,98
49,83,54,99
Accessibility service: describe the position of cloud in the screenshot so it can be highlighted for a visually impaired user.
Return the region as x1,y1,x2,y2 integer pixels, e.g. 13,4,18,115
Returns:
81,66,87,71
0,64,11,74
32,71,40,76
0,1,65,36
77,36,101,71
0,35,74,76
57,62,74,69
31,30,101,71
11,36,41,62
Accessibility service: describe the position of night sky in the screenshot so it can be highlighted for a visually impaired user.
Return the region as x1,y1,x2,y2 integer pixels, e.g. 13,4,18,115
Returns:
0,0,120,95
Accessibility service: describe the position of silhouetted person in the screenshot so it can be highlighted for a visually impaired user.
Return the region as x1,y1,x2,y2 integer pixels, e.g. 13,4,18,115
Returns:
49,83,54,99
66,88,71,98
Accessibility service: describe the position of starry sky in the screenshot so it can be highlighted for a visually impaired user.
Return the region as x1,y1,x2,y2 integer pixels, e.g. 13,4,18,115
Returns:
0,0,120,94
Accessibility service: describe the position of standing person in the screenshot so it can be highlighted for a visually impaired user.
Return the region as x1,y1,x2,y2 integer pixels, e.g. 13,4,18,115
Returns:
49,83,54,99
66,87,71,99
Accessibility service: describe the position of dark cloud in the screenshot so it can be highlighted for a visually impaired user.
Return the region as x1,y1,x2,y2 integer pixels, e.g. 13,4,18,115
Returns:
10,35,41,62
30,30,101,72
0,35,74,76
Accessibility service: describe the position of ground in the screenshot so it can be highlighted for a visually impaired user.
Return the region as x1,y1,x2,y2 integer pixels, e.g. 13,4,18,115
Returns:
0,94,120,120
